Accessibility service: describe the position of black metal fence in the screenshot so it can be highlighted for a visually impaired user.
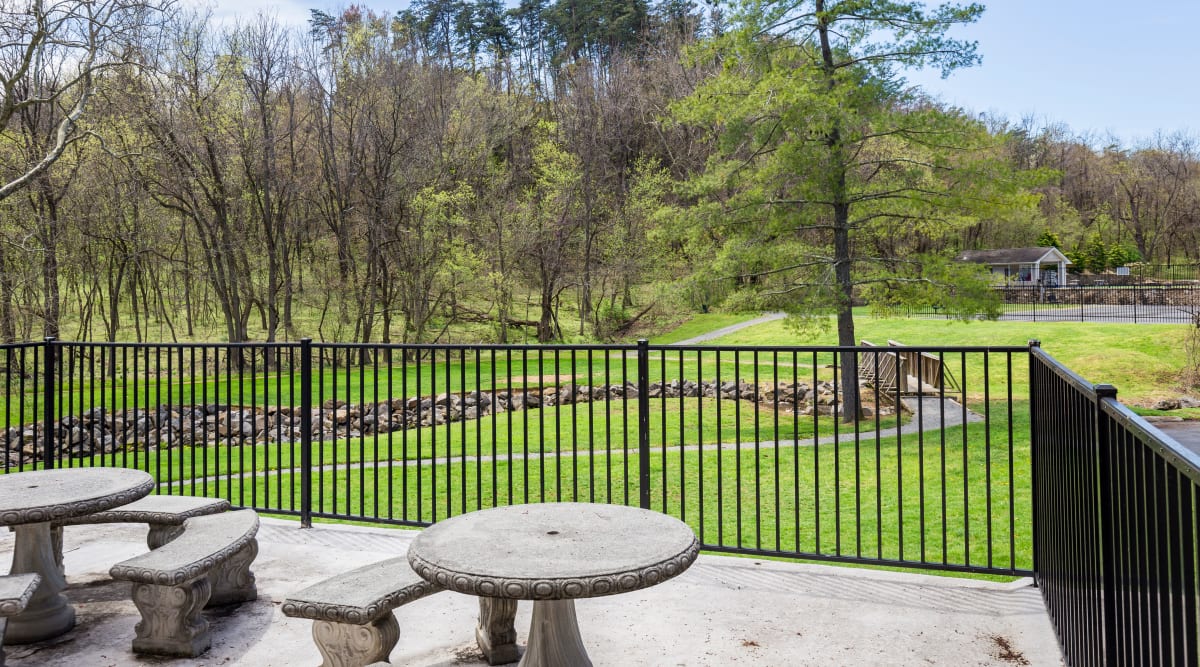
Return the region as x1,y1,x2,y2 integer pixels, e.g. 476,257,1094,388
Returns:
1132,263,1200,282
6,336,1194,662
1,338,1031,577
1031,344,1200,665
906,285,1200,323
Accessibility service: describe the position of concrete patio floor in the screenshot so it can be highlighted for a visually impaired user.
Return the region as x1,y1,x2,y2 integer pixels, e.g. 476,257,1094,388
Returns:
5,517,1062,666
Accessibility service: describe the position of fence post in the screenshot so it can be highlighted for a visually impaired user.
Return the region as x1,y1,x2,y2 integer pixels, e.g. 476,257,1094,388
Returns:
299,338,313,528
42,337,56,470
636,339,651,510
1094,383,1119,665
1027,340,1041,576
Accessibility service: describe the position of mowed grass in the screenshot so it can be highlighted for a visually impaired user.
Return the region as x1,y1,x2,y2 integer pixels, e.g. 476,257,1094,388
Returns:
710,317,1190,403
18,315,1158,578
10,316,1178,425
648,312,766,344
177,400,1030,576
50,398,904,480
7,343,841,426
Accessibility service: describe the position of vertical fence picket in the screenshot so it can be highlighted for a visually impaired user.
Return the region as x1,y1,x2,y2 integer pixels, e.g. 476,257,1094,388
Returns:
636,339,650,510
15,337,1161,590
300,339,313,528
42,338,55,470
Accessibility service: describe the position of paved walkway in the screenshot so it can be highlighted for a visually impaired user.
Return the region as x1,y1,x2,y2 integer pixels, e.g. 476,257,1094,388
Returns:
1151,419,1200,458
7,517,1062,666
164,396,981,493
668,312,786,345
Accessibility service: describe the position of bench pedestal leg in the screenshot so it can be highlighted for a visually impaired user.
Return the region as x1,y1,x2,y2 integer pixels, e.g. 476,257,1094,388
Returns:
207,538,258,606
476,597,520,665
519,599,590,667
129,578,212,657
147,524,185,550
312,615,399,667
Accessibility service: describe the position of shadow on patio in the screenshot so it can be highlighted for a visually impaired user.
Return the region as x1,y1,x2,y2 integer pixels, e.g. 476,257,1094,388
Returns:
5,517,1061,666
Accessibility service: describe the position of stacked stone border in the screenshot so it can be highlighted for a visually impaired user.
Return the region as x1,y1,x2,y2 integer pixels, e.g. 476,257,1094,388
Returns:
6,378,900,463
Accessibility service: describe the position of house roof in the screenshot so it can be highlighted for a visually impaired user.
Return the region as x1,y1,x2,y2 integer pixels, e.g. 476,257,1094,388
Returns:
956,247,1072,265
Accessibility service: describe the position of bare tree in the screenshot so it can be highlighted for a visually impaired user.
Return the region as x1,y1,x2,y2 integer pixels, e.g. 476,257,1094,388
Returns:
1109,134,1197,262
230,15,304,343
0,0,173,202
132,12,257,345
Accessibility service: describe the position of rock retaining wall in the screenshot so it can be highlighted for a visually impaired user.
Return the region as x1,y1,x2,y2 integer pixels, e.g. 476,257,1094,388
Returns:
4,379,895,463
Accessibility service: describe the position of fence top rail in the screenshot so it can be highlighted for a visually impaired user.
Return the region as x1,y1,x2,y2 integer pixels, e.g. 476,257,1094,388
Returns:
0,342,42,351
18,340,1033,355
312,342,640,352
1101,396,1200,484
1033,346,1200,483
656,343,1029,354
54,341,301,350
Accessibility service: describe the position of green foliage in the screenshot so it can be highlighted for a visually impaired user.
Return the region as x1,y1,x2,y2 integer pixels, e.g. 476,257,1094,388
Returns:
1067,234,1142,273
19,0,1200,353
1106,241,1142,268
1082,234,1109,273
865,255,1001,321
593,302,631,339
664,0,1029,341
1035,230,1062,249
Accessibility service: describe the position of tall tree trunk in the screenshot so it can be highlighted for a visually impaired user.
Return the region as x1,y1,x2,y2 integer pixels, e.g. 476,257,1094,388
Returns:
37,186,61,339
538,281,555,343
0,241,16,343
818,1,860,422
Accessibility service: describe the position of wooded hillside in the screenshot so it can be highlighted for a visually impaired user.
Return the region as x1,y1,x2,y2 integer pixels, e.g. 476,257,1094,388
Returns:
2,0,1198,345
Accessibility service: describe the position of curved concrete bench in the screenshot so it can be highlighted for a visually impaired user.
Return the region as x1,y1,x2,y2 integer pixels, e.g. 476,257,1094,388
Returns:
110,510,259,657
54,495,231,549
53,495,233,609
0,574,39,667
282,556,518,667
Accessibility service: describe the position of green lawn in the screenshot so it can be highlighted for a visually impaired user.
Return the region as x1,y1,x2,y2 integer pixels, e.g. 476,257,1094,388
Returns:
13,316,1179,425
648,312,766,344
172,399,1029,576
709,316,1190,404
14,314,1180,579
56,398,904,480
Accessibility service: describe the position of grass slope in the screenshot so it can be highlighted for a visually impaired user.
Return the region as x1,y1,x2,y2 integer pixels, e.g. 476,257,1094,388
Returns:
706,317,1190,404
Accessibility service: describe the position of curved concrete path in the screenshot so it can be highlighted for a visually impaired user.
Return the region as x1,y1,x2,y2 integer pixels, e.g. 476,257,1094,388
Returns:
668,312,786,345
161,395,982,493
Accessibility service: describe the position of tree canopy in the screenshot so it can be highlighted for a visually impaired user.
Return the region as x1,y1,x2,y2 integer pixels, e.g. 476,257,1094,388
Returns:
668,0,1039,417
0,0,1195,350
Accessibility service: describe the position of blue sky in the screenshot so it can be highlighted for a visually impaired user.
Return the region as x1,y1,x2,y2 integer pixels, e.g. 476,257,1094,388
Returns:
195,0,1199,147
904,1,1200,147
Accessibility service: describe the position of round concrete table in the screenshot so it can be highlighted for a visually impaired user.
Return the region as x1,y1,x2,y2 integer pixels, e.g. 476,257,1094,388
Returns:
408,503,699,667
0,467,154,643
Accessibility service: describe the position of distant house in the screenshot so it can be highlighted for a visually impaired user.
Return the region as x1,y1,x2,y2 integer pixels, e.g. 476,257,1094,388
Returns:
956,247,1072,287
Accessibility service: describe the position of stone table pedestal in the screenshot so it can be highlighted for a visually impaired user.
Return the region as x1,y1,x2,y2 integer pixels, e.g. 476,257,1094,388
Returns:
408,502,699,667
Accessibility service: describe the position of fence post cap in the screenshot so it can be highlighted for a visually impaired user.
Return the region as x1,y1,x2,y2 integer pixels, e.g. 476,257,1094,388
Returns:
1094,383,1118,398
1028,339,1041,348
